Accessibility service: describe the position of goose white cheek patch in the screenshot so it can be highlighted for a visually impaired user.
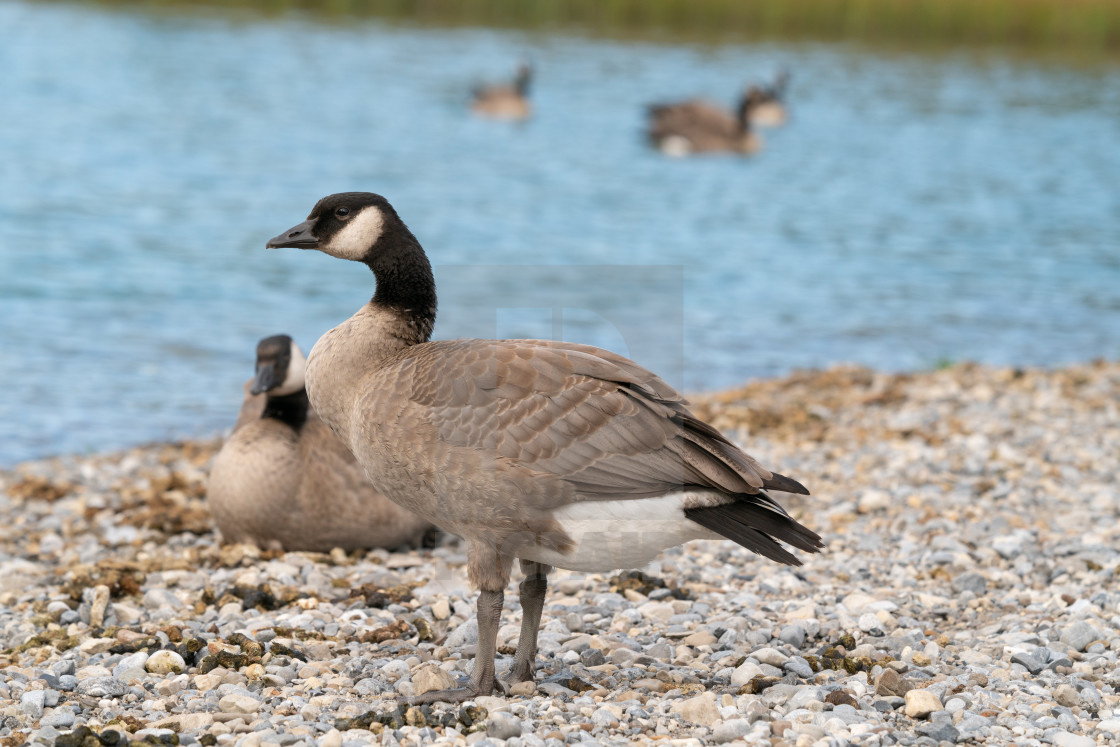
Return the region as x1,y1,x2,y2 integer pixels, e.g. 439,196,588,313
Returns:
271,342,307,396
323,207,385,261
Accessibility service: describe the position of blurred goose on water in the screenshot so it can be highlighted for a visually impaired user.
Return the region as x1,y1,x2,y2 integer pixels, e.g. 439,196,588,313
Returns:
750,70,791,128
471,63,532,120
647,87,765,156
207,334,433,552
266,193,822,702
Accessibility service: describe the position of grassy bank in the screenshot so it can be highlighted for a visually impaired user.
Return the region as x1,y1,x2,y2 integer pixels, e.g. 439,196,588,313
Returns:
44,0,1120,54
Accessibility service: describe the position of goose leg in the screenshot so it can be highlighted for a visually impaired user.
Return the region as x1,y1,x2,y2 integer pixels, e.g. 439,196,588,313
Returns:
409,589,504,704
507,560,550,685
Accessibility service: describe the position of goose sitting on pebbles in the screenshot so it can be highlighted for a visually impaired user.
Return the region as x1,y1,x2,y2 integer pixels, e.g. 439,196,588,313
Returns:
647,87,765,156
471,63,532,120
266,193,822,702
207,334,433,552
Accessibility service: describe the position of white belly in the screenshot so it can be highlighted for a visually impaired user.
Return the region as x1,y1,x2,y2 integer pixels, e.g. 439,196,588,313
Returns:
518,492,723,573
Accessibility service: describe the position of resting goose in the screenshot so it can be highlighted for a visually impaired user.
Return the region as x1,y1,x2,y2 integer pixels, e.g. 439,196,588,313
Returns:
471,63,532,120
647,87,765,156
207,334,433,552
266,193,822,702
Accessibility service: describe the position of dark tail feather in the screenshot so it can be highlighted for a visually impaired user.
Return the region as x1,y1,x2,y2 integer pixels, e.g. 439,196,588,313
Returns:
685,499,823,566
764,471,810,495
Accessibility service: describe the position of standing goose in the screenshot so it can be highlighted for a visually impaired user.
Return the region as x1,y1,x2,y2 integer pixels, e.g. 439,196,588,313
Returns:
647,87,764,156
207,334,433,552
266,193,822,703
471,63,532,120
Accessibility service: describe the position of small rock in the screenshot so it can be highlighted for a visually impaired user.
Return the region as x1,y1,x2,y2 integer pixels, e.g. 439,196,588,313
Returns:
1060,622,1102,652
917,721,959,743
670,692,720,726
146,650,186,675
431,600,450,620
89,584,111,628
218,693,261,714
751,647,788,667
509,681,535,697
76,677,128,698
825,690,859,709
779,625,806,649
712,718,752,744
1050,731,1096,747
951,572,987,595
589,708,619,728
683,630,717,647
445,618,478,648
20,690,45,719
1054,684,1080,708
857,489,891,513
486,712,522,740
731,660,763,686
1010,650,1045,674
904,689,943,719
411,664,455,696
875,668,912,697
783,656,814,679
319,729,342,747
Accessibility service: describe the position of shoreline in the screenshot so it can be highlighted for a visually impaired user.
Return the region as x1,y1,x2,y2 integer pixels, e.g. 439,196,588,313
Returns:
1,360,1118,746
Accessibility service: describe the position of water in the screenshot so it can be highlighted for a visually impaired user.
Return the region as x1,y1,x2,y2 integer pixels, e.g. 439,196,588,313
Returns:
2,2,1119,465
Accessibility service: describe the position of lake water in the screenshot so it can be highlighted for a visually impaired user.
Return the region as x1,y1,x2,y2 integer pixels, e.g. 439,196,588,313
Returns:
2,2,1119,465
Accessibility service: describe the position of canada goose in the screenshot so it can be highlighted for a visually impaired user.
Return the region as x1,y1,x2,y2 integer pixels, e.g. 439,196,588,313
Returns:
750,70,790,128
471,63,532,120
266,193,822,702
647,87,764,156
207,334,433,553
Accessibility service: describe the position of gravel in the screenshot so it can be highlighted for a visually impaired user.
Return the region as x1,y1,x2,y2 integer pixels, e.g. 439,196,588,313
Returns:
0,361,1118,746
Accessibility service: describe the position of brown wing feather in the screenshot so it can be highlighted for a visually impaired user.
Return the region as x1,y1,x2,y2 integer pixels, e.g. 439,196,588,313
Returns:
392,339,807,506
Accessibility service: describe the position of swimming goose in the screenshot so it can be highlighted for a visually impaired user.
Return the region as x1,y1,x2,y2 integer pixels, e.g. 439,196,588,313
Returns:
471,63,532,120
207,334,433,553
750,70,790,128
647,87,764,156
266,193,822,702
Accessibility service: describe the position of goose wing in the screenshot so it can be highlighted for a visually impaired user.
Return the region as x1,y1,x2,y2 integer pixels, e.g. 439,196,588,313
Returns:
401,338,808,504
647,99,739,140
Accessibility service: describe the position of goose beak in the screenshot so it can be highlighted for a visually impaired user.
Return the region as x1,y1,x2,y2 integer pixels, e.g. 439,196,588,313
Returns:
250,361,279,395
266,219,319,249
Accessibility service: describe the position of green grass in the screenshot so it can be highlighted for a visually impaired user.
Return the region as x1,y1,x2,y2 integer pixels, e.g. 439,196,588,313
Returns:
43,0,1120,55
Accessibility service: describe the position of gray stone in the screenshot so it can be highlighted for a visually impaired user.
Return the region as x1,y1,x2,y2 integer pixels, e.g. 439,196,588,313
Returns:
918,721,959,743
711,718,752,744
20,690,45,719
446,619,479,648
1049,731,1096,747
783,656,814,679
76,677,128,698
1060,622,1103,652
779,625,806,649
1011,650,1045,674
952,572,988,594
486,712,522,740
42,709,76,729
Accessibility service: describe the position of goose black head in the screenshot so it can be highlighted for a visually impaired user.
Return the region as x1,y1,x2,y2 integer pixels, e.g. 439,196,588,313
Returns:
266,192,399,263
251,334,306,396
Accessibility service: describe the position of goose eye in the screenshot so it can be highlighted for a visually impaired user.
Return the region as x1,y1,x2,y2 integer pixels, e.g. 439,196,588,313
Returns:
335,207,350,218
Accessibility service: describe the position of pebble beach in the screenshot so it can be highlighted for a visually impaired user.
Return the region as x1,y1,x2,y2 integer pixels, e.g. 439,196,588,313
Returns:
1,361,1118,747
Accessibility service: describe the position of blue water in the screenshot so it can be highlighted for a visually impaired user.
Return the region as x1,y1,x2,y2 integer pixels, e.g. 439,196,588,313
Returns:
2,2,1119,465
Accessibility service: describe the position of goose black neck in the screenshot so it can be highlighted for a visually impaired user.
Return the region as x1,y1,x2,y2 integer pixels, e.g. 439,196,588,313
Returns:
515,71,531,97
262,390,310,431
366,227,438,343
